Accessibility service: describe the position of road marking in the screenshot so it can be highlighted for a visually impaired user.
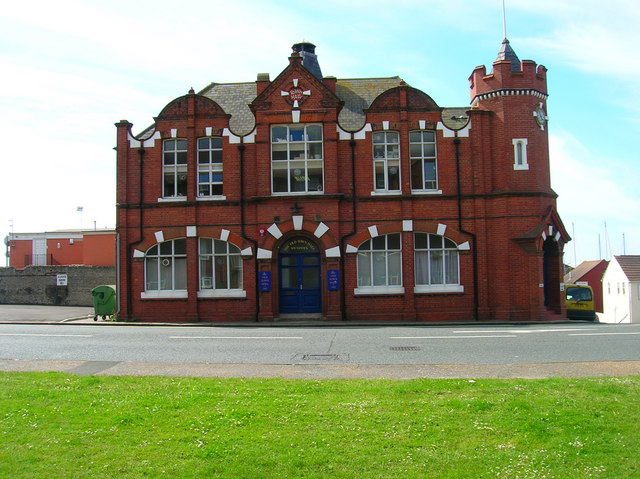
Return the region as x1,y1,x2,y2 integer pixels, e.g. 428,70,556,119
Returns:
0,333,93,338
391,335,517,339
568,332,640,337
170,336,303,340
454,328,591,334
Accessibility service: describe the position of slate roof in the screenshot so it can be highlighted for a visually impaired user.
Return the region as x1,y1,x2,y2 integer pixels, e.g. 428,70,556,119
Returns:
615,255,640,282
336,77,406,132
495,38,521,71
199,82,257,136
191,76,408,136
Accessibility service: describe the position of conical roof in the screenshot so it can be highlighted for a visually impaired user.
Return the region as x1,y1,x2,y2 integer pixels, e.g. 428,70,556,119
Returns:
495,38,521,71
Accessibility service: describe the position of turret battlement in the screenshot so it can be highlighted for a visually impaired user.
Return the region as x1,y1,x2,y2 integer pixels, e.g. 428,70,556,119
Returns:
469,57,547,106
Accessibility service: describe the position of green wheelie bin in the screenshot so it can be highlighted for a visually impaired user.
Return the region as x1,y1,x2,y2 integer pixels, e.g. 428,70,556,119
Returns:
91,285,116,321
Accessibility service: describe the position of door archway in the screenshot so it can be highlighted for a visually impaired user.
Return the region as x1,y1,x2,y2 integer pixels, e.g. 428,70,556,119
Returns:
278,237,322,314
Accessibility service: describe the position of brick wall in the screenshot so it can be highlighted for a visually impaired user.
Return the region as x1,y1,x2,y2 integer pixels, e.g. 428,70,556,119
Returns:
0,266,116,306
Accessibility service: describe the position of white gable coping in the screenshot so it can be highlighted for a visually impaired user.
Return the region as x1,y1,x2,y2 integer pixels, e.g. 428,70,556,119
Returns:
241,247,253,256
292,216,304,230
154,231,164,243
314,222,329,238
133,249,145,258
220,229,230,241
257,248,272,259
437,224,447,236
368,225,379,238
458,241,471,251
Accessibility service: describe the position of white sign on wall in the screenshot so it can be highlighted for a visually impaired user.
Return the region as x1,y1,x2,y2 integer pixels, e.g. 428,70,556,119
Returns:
56,274,68,286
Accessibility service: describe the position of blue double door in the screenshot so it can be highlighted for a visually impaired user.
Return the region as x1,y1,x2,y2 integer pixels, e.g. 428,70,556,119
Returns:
279,237,322,314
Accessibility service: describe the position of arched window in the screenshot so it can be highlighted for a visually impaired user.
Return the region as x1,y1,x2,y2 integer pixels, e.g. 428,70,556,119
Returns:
163,139,188,198
355,233,403,294
143,238,187,298
197,137,224,198
414,233,463,293
198,238,245,297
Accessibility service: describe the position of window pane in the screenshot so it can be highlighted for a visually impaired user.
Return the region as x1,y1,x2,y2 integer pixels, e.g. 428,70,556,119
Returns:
430,251,443,284
445,250,459,284
164,140,175,151
160,259,172,290
411,160,423,190
307,142,322,159
176,152,187,164
272,163,288,192
429,234,443,249
308,162,323,192
386,144,399,159
415,251,428,285
272,144,288,161
303,268,319,289
272,126,287,142
211,150,222,163
414,233,428,249
210,137,222,149
307,125,322,141
372,252,387,286
198,138,209,149
388,161,400,190
146,258,158,290
410,144,422,158
176,139,187,150
386,132,399,143
375,162,385,189
200,258,213,289
214,256,228,289
357,252,371,286
444,238,457,249
281,267,297,288
373,145,386,159
200,238,212,255
164,152,175,165
214,239,227,254
372,132,385,143
160,241,172,255
229,255,242,289
372,236,386,250
198,151,209,164
423,144,436,157
174,239,186,255
409,131,421,142
289,127,304,142
387,233,400,250
423,131,435,142
174,258,187,290
388,251,401,285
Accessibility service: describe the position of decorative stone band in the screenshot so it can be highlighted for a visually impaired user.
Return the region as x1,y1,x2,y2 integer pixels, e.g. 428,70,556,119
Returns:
471,88,548,107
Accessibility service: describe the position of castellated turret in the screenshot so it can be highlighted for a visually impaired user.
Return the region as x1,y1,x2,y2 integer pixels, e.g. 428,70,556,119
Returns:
467,40,552,195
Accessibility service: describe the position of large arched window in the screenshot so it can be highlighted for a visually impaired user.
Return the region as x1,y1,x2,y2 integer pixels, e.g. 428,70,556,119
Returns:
143,238,187,298
198,238,245,298
414,233,463,293
355,233,404,295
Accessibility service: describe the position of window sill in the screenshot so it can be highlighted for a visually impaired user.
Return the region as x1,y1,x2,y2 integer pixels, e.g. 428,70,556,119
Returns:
414,285,464,294
513,164,529,171
197,195,227,201
157,197,187,203
198,290,247,299
370,191,401,196
354,286,405,295
141,290,188,299
271,191,324,196
412,189,443,195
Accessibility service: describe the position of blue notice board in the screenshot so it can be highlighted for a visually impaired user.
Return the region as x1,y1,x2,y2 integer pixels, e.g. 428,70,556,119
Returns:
259,271,271,292
327,269,340,291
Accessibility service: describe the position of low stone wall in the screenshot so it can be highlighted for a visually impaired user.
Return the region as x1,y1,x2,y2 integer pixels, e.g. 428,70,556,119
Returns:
0,266,116,306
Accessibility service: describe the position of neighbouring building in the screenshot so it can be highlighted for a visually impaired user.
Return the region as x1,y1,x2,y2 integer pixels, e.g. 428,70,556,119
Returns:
115,40,569,322
564,259,608,313
6,229,116,269
601,255,640,323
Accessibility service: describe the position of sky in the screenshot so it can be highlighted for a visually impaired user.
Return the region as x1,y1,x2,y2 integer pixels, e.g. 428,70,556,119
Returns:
1,0,638,266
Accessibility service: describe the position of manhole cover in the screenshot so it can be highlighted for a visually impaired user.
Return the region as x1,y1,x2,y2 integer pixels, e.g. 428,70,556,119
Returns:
390,346,421,351
302,354,341,361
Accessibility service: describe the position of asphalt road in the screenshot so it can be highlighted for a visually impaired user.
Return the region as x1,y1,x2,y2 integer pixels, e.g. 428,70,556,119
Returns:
0,312,639,378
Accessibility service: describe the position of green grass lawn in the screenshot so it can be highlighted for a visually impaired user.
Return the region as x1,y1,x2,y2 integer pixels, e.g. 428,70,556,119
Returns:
1,373,638,478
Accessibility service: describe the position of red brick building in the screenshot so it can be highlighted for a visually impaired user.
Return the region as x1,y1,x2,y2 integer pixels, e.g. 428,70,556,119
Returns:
7,229,115,269
115,40,569,322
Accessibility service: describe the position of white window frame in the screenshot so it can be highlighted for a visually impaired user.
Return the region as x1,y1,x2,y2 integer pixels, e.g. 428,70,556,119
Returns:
162,139,188,200
271,124,324,195
197,137,226,200
410,130,439,192
197,238,245,298
512,138,529,170
142,238,188,299
414,233,463,293
355,233,404,295
372,131,401,193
